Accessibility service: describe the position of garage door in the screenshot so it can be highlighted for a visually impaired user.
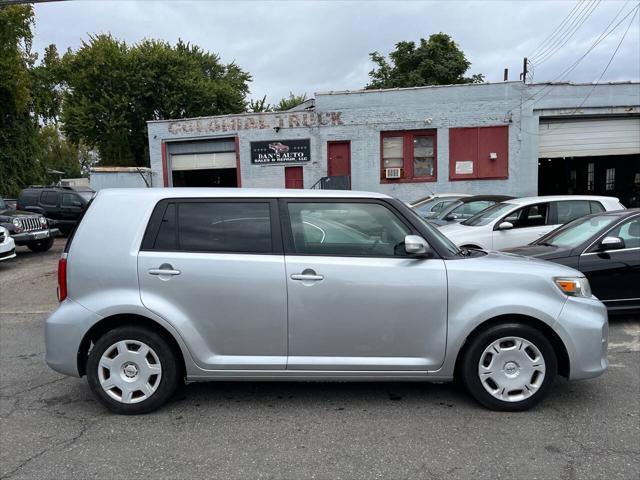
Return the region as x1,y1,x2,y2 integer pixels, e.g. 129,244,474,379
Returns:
171,152,236,170
538,117,640,158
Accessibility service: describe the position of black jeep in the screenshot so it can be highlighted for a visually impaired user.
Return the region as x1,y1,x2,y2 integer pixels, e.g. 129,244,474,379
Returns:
0,196,60,252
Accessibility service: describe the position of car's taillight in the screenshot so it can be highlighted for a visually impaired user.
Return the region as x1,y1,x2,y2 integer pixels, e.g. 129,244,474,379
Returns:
57,256,67,302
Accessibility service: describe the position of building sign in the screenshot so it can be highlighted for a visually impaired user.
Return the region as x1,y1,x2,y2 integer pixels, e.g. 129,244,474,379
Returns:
168,112,344,135
251,139,311,164
455,160,474,175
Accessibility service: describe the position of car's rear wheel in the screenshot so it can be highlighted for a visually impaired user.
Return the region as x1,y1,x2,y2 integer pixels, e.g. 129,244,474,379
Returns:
461,323,557,411
27,237,54,252
86,326,181,414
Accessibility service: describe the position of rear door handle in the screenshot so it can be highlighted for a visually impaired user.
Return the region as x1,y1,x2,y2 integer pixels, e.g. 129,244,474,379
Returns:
291,274,324,281
148,268,181,276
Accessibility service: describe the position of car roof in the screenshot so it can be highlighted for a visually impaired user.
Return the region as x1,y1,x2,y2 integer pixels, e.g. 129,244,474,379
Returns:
458,195,514,203
96,188,393,200
503,195,620,206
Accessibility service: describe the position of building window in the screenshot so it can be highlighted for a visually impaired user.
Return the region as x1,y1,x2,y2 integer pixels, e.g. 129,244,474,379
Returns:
381,130,436,182
605,168,615,191
449,126,509,180
587,162,595,191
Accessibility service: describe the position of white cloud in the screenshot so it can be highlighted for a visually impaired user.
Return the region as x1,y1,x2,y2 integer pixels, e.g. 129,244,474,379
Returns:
33,0,640,102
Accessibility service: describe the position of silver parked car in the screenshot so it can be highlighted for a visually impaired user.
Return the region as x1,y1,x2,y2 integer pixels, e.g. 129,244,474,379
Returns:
45,189,608,414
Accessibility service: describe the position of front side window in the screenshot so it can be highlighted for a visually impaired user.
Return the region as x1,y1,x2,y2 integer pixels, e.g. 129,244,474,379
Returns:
381,130,436,182
61,193,80,206
40,191,58,206
153,202,272,253
555,200,591,224
539,214,621,248
606,217,640,249
287,202,410,256
504,203,550,229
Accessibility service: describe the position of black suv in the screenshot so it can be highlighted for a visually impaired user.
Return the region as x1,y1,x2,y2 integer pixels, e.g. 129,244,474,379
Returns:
0,196,60,252
17,186,93,235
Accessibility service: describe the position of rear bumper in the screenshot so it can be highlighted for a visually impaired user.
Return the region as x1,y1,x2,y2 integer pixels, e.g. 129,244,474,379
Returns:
555,296,608,380
45,298,102,377
12,228,60,245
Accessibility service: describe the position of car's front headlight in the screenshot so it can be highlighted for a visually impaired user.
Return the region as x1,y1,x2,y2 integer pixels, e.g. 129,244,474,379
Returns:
39,216,47,226
12,218,22,231
554,277,592,298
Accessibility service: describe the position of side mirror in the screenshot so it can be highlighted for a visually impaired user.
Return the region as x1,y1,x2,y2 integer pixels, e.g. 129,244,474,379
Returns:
445,214,458,221
404,235,430,256
599,236,625,251
497,221,514,230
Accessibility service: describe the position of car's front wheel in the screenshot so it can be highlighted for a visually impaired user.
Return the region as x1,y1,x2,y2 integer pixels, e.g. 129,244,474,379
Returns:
86,326,181,414
461,323,557,411
27,237,54,252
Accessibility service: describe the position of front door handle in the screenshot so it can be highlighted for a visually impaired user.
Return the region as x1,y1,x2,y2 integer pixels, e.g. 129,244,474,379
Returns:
148,266,181,276
290,268,323,282
291,274,324,281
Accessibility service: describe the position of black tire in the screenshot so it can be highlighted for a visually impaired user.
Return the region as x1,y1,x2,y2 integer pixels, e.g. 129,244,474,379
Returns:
87,326,182,414
460,323,557,412
27,237,54,252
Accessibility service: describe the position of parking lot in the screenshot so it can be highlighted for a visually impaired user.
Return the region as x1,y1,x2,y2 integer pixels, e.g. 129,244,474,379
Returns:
0,238,638,480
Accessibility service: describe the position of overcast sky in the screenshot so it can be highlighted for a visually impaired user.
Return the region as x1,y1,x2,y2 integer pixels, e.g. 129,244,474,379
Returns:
33,0,640,103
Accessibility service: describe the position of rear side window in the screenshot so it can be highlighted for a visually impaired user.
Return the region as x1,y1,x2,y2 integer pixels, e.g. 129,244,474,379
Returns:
555,200,591,224
19,191,39,206
40,191,58,206
61,193,80,206
590,201,605,213
152,201,272,253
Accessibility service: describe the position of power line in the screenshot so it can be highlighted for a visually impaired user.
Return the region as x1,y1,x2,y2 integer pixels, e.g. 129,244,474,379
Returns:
571,6,639,112
532,0,602,66
528,1,588,59
519,3,640,108
529,0,592,62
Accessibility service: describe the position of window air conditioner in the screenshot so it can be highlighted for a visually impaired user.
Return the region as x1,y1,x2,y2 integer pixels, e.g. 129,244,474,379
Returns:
385,168,402,179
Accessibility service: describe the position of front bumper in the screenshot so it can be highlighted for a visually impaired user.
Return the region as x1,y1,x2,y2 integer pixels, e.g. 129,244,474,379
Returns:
0,236,16,261
12,228,60,245
554,296,608,380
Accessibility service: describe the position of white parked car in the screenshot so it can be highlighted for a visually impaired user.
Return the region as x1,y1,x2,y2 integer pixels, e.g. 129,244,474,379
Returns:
0,226,16,262
439,195,625,250
409,193,470,219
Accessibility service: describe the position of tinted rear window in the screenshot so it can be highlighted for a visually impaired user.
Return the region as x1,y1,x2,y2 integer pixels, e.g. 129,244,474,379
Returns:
151,202,272,253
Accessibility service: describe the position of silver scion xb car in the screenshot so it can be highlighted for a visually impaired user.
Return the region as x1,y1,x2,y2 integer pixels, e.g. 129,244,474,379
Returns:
45,189,608,414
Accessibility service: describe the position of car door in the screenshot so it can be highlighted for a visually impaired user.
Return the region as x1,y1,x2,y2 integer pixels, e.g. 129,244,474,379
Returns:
138,198,287,370
60,193,83,222
39,190,60,219
492,202,553,249
282,199,448,371
579,215,640,305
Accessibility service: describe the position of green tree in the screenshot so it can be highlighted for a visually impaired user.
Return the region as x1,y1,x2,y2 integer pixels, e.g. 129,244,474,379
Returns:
276,92,308,111
366,33,484,89
31,44,64,125
60,36,252,167
0,5,42,196
248,95,272,113
38,125,81,180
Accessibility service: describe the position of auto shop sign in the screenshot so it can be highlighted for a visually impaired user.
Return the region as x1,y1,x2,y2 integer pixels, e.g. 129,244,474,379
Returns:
251,139,311,164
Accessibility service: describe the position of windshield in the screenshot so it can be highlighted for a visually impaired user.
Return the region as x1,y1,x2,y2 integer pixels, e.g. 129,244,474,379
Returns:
0,198,6,210
462,202,516,226
402,204,461,255
413,197,459,218
536,214,621,247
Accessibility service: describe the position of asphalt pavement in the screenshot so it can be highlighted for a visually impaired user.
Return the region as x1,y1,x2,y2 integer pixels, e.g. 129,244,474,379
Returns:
0,239,638,480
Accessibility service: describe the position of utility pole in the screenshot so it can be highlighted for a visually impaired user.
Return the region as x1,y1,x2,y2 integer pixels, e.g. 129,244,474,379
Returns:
521,57,528,84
